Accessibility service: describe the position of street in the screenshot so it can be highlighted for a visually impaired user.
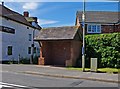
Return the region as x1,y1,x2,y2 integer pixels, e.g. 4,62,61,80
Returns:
1,70,118,88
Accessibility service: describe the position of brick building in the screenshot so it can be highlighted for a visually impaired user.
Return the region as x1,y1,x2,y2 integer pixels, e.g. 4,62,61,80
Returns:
75,11,120,34
34,26,82,67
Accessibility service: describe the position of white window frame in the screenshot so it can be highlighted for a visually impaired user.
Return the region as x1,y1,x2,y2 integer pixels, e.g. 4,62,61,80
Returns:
87,24,101,33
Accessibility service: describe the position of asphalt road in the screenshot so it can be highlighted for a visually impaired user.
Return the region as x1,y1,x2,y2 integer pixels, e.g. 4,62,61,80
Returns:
1,71,118,88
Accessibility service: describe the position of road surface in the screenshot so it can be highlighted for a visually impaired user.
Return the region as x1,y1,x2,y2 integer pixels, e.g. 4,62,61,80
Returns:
1,71,118,88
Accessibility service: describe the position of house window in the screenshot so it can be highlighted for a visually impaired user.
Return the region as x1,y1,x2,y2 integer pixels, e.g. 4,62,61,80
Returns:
87,24,101,33
8,46,12,55
28,47,31,54
29,34,32,41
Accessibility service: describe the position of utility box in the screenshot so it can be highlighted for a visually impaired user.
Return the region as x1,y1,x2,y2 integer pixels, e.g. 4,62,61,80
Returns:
91,58,97,72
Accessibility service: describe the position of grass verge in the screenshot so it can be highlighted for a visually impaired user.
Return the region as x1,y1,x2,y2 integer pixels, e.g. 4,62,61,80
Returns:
67,67,120,74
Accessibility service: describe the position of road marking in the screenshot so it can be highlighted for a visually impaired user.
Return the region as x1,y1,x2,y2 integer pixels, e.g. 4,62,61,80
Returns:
0,84,12,88
0,82,28,88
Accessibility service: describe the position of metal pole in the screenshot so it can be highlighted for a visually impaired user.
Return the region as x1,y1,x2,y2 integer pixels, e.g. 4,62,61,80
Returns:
30,29,35,64
82,0,85,72
32,29,35,64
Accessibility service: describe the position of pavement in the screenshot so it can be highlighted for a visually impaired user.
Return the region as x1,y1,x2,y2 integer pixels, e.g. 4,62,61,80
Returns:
1,64,120,84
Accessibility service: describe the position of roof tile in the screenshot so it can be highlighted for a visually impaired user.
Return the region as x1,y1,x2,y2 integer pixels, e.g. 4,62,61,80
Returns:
34,26,81,40
77,11,119,24
0,5,35,28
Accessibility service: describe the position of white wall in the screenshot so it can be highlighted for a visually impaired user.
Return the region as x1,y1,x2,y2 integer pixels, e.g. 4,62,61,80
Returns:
0,16,40,61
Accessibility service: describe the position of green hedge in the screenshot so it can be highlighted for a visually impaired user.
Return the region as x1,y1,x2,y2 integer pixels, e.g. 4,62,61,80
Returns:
85,33,120,68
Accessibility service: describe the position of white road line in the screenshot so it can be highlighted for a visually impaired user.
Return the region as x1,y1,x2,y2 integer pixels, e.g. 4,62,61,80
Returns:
0,82,27,88
0,84,12,88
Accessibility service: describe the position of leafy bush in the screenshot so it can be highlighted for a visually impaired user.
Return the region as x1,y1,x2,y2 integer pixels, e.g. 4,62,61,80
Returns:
85,33,120,68
20,57,30,64
19,56,39,64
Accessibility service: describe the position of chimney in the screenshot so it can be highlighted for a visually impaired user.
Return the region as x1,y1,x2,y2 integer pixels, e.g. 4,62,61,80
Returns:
2,2,4,6
23,11,29,17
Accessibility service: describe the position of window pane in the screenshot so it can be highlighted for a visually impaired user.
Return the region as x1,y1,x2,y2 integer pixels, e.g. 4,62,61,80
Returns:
92,25,96,32
88,25,91,32
97,25,101,32
8,46,12,55
88,24,101,33
28,47,31,54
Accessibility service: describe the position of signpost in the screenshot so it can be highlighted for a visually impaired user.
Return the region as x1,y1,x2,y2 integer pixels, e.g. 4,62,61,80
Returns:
82,0,86,72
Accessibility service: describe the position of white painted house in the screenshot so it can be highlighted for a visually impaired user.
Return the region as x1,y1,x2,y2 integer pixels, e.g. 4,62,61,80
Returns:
0,4,41,62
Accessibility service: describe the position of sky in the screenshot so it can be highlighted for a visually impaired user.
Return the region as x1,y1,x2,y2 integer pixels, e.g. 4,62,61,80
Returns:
0,1,119,28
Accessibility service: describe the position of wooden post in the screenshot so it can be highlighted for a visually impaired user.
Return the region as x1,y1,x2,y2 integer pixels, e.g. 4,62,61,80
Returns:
38,42,44,65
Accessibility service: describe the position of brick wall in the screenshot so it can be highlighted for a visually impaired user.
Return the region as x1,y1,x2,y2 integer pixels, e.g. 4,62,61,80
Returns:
40,41,71,66
101,25,120,33
39,40,82,66
71,41,82,66
51,41,71,66
42,41,52,65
